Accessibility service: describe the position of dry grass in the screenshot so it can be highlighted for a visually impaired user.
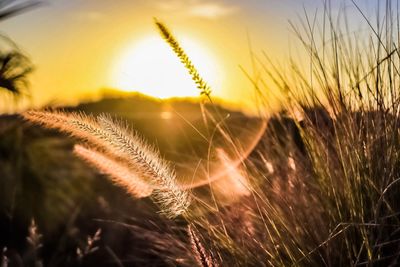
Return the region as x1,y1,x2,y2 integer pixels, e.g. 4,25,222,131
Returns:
188,225,218,267
73,145,152,198
155,19,212,98
23,110,190,218
20,2,400,266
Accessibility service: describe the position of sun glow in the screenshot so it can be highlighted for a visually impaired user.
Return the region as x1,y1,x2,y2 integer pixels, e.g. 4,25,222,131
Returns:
111,36,222,98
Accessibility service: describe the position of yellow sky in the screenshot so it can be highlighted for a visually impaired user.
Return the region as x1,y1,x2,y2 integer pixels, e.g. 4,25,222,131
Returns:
0,0,371,113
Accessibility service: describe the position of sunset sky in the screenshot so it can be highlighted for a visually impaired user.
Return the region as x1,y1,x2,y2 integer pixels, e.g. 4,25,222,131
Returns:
0,0,378,112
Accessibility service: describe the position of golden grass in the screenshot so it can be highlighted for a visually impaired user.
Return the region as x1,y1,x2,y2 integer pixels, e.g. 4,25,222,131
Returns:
23,110,190,218
155,18,212,98
74,145,153,198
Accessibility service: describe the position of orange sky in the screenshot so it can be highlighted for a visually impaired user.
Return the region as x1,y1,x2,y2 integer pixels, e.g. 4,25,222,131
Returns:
0,0,376,113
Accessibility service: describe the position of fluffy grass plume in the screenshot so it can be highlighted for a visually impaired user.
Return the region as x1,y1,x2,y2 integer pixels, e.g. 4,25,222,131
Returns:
76,228,102,261
22,110,108,147
155,18,212,98
23,110,190,218
97,115,191,218
74,145,152,198
188,225,218,267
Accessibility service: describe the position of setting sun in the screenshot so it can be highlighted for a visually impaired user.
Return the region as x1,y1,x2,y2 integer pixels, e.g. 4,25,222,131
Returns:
111,35,222,99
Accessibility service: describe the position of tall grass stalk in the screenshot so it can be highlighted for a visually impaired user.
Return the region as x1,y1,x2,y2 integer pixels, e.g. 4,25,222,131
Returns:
155,19,212,98
73,145,153,198
170,1,400,266
188,225,218,267
23,111,190,218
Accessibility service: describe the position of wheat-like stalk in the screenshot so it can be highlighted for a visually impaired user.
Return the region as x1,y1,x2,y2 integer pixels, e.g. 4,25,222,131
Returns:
23,110,191,218
27,219,42,251
74,145,153,198
23,110,108,148
26,219,43,267
188,225,218,267
76,228,102,261
97,115,190,218
1,247,8,267
155,19,212,98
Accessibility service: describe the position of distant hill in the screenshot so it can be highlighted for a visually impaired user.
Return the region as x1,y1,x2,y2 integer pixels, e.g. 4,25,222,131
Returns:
2,93,264,175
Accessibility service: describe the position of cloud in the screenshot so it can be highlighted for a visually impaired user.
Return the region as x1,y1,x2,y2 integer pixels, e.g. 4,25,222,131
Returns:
155,0,239,19
189,3,238,18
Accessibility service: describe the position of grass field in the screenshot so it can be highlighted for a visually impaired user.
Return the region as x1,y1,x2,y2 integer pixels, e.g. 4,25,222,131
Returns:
2,1,400,266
